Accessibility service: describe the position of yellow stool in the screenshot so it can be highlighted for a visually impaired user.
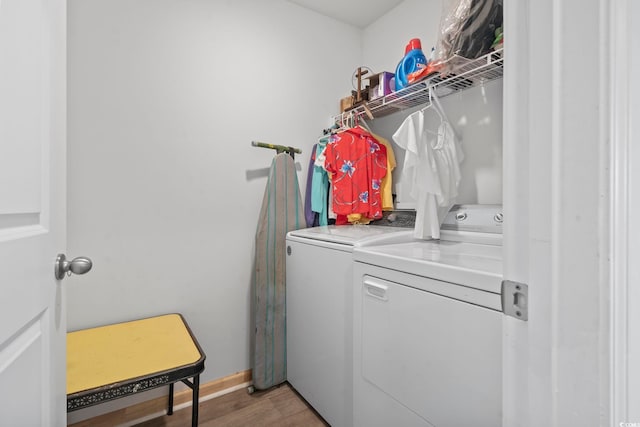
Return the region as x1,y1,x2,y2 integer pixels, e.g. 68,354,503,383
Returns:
67,314,205,426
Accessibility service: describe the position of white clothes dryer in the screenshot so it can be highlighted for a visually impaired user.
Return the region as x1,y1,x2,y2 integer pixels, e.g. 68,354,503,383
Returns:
352,205,504,427
286,225,413,427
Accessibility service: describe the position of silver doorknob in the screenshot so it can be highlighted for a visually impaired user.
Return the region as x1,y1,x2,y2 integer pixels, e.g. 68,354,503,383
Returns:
55,254,93,280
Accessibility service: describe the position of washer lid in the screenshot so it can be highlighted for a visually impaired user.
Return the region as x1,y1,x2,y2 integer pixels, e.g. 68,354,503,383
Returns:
287,225,413,246
354,240,503,294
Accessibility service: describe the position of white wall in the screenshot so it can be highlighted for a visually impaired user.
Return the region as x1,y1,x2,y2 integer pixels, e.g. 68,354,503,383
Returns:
362,0,503,207
362,0,442,73
66,0,360,412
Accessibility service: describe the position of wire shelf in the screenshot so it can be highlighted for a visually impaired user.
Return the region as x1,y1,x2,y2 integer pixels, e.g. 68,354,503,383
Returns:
334,48,504,121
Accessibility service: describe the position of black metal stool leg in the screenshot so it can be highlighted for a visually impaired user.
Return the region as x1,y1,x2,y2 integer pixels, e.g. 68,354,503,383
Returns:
192,375,200,427
168,382,174,415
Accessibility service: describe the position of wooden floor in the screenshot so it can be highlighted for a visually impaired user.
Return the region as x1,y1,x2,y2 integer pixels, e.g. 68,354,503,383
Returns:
134,383,329,427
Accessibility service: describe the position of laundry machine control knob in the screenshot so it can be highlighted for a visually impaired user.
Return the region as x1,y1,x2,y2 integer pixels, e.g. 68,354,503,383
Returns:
455,212,467,221
494,213,504,223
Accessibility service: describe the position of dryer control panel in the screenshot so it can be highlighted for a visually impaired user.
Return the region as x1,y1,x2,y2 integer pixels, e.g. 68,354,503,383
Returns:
441,204,503,234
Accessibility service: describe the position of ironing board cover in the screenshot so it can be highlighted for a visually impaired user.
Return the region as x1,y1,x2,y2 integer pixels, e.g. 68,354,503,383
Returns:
253,153,304,390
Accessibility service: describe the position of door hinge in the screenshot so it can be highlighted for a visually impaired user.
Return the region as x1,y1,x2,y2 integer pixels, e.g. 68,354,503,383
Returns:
501,280,528,321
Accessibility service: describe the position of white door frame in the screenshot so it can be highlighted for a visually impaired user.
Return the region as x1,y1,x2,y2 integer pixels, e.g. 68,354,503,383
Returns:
503,0,623,425
610,0,640,423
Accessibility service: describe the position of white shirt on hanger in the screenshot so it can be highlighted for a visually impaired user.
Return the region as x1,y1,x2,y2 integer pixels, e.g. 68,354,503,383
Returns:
392,105,464,239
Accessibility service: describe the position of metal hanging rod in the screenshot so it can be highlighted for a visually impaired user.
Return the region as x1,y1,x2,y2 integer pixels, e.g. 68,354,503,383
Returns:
251,141,302,158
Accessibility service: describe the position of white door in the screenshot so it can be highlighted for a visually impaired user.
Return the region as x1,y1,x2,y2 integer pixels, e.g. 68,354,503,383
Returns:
0,0,67,426
503,1,613,426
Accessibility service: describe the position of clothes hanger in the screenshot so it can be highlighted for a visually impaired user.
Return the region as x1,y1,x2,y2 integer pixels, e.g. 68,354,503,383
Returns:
421,87,444,137
431,89,461,142
421,87,443,120
318,124,338,142
335,113,345,132
431,89,452,125
420,87,434,112
340,111,354,131
318,134,331,143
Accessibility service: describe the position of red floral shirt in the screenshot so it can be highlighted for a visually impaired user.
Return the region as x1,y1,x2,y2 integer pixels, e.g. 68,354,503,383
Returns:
324,127,387,220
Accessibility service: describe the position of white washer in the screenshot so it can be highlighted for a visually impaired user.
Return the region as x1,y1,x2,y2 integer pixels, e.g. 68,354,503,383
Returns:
286,225,413,427
352,205,504,427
